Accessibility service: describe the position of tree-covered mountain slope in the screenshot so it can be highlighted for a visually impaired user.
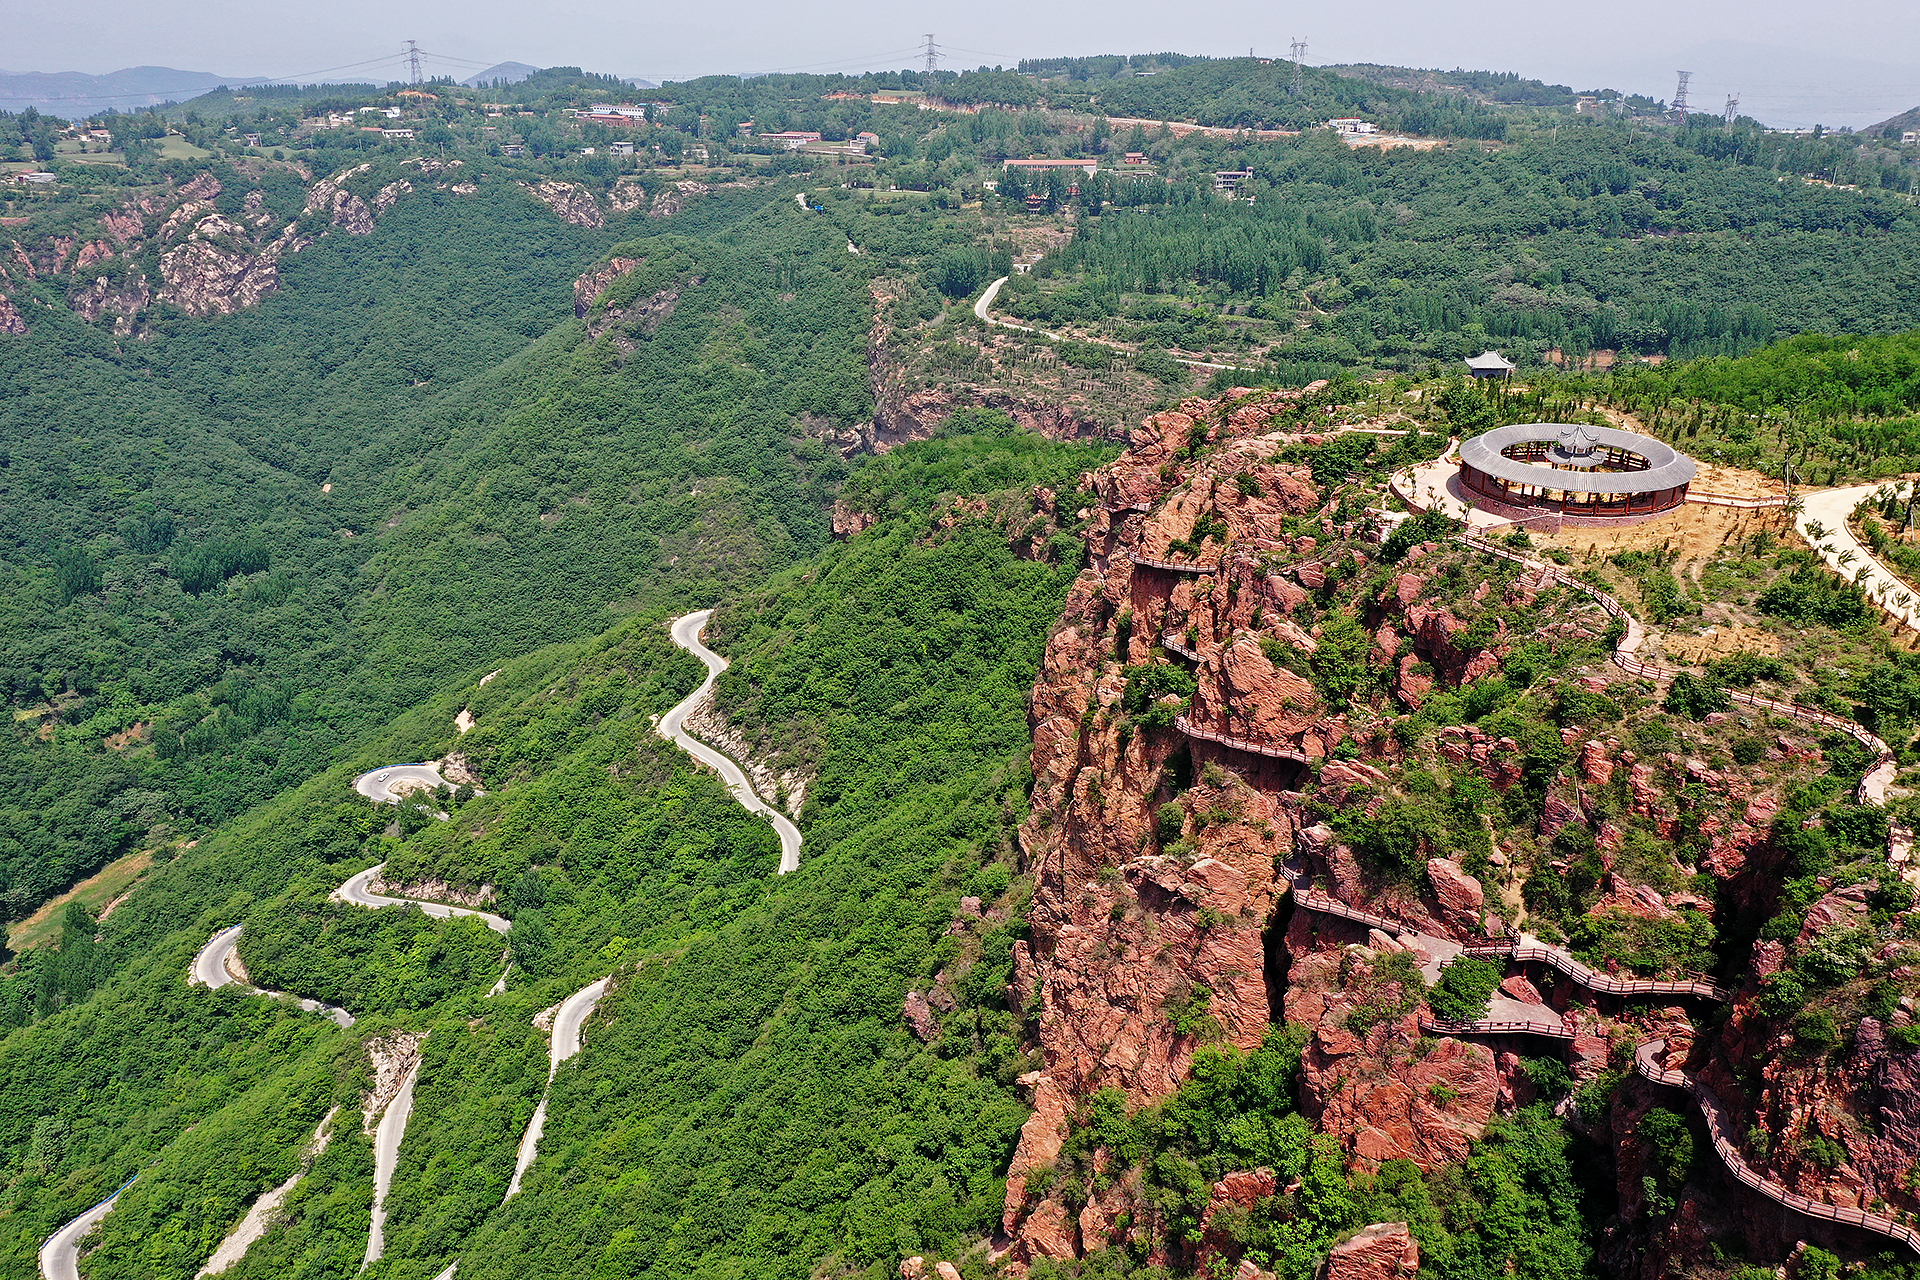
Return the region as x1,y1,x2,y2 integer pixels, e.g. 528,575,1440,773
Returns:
0,423,1109,1280
0,167,875,925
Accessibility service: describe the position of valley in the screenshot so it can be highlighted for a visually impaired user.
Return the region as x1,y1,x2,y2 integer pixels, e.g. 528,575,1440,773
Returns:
3,50,1920,1280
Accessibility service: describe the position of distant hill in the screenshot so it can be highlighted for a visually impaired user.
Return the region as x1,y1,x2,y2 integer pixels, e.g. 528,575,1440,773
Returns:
0,65,262,118
1866,105,1920,139
460,61,540,87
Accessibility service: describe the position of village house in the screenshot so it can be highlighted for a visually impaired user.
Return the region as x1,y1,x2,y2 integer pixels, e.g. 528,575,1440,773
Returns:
760,131,823,150
1003,157,1098,177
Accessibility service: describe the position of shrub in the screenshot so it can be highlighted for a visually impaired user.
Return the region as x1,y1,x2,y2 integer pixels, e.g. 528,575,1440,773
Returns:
1708,651,1789,687
1427,956,1503,1022
1663,673,1731,721
1379,510,1459,564
1794,1007,1841,1048
1335,796,1441,882
1121,662,1197,727
1520,1055,1574,1097
1758,569,1874,629
1638,1106,1695,1187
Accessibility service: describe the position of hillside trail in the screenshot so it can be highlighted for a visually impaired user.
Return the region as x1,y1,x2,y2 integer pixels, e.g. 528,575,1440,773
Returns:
973,276,1254,373
1283,525,1914,1253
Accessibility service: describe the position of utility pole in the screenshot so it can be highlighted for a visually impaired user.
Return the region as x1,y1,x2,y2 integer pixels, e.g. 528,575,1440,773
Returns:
1289,39,1307,95
923,34,941,74
1672,70,1691,123
406,40,424,87
1723,94,1739,133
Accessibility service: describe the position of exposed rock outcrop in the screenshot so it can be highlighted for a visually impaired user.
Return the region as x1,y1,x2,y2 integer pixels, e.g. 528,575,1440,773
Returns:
650,180,709,218
574,257,641,317
0,162,419,334
997,388,1623,1262
1326,1223,1420,1280
524,180,605,228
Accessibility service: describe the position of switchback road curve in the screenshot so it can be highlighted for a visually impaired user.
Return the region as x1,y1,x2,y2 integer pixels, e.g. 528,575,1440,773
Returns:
190,924,355,1027
332,864,511,934
660,610,802,874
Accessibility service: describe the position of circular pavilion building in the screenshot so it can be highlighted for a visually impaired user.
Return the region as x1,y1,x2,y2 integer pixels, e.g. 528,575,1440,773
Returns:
1456,423,1697,525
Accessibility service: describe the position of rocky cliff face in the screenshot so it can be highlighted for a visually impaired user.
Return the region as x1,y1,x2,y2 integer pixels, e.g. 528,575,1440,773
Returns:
993,386,1880,1273
0,157,620,338
1001,389,1568,1261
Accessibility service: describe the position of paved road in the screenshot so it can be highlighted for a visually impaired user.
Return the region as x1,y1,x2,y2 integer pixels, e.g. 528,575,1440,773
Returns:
362,1058,421,1271
39,1187,126,1280
352,763,448,804
660,611,803,874
1796,481,1920,636
973,276,1252,373
504,976,610,1200
190,925,355,1028
333,864,511,934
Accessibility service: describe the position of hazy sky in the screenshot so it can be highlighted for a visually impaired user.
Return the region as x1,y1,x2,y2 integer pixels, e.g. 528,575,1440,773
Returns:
11,0,1920,127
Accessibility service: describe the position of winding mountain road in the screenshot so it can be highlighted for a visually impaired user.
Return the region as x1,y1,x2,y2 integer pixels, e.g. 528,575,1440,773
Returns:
363,1057,421,1271
504,976,611,1199
332,865,511,933
39,1188,127,1280
190,925,356,1028
352,763,449,804
660,611,802,874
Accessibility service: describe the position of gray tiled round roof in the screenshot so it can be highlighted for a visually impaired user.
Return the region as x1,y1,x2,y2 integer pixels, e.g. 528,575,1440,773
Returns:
1458,423,1697,494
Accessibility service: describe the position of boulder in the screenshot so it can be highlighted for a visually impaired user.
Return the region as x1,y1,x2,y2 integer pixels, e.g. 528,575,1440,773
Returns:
1326,1223,1420,1280
903,991,939,1042
1426,858,1484,937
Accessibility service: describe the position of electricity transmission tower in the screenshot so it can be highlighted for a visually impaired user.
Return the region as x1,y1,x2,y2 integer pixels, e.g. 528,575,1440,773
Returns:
1723,94,1739,132
923,34,941,74
1289,39,1308,95
406,40,424,86
1672,70,1691,122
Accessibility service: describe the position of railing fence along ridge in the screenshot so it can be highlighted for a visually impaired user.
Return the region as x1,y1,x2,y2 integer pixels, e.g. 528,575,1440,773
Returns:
1128,550,1220,574
1457,532,1894,796
1634,1039,1920,1252
1171,714,1312,764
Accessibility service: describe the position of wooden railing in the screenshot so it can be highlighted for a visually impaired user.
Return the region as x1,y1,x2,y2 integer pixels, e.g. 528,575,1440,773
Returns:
1287,881,1412,935
1128,551,1219,574
1172,715,1310,764
1686,491,1791,510
1634,1040,1920,1254
1160,633,1203,663
1421,1016,1574,1040
1465,936,1728,1000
